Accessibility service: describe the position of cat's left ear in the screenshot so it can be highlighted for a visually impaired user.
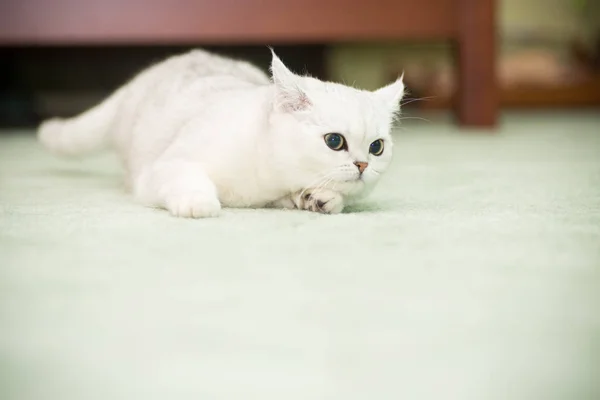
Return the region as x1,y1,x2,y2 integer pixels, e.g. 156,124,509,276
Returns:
270,49,312,113
374,74,405,113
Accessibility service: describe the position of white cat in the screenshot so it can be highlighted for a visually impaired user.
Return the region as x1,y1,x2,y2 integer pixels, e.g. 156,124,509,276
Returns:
38,49,404,218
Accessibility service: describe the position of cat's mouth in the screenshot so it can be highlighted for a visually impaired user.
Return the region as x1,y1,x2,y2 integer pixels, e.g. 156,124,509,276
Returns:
338,177,360,183
348,174,365,183
334,179,367,197
316,174,365,194
339,177,366,189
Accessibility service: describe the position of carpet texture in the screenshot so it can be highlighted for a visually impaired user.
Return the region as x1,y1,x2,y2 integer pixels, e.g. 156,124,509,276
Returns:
1,112,599,400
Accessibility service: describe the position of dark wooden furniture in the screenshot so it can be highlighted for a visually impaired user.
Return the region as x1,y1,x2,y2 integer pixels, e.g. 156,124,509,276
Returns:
0,0,497,127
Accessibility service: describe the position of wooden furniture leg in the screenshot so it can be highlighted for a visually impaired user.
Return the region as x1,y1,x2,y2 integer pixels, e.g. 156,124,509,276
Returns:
455,0,498,127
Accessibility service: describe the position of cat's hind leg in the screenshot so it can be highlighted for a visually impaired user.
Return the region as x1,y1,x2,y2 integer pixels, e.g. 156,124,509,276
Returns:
134,160,221,218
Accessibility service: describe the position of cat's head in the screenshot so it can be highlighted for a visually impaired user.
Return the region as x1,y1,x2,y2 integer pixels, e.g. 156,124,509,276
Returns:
267,51,404,199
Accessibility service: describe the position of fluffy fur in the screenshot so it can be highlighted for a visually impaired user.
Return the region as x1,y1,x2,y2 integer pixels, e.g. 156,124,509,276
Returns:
38,49,404,218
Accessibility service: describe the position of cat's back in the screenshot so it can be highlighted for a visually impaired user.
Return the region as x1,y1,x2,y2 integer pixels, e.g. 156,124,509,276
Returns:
116,50,269,127
116,50,271,176
113,50,269,152
185,49,270,85
136,49,270,91
127,49,270,124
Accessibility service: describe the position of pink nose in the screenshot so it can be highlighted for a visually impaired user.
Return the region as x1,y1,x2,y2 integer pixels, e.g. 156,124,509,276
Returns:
354,161,368,174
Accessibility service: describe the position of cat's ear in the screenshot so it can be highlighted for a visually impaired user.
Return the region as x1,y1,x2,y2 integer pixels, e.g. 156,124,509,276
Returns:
375,74,405,113
270,49,312,113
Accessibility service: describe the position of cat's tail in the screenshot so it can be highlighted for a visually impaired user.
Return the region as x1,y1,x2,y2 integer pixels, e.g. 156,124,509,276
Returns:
38,88,125,156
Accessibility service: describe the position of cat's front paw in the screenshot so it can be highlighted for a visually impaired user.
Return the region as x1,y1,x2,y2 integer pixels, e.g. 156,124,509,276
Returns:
301,189,344,214
165,192,221,218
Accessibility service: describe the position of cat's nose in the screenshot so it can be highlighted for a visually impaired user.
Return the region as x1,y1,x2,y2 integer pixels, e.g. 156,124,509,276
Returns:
354,161,368,174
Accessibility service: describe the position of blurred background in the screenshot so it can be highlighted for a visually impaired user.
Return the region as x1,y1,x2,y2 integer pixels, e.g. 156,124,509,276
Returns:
0,0,598,127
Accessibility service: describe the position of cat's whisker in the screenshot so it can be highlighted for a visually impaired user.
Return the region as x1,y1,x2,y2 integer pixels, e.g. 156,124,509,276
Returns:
399,96,437,107
310,177,335,208
310,169,340,188
308,169,342,197
300,174,332,197
309,175,336,196
298,171,339,203
397,116,432,123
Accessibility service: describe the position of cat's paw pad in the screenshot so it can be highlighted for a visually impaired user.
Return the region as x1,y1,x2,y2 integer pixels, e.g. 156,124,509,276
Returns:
303,190,344,214
165,193,221,218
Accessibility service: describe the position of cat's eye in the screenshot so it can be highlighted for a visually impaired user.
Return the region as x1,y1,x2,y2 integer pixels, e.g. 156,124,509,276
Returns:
369,139,384,156
324,133,346,151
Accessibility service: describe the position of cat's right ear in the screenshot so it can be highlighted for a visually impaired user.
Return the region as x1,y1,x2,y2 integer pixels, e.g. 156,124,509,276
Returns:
375,74,405,113
269,49,312,113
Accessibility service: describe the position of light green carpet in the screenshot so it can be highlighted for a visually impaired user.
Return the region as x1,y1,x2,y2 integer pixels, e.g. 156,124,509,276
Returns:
1,112,599,400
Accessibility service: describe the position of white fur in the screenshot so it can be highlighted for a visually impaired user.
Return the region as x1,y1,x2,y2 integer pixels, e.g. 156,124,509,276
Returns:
38,49,404,217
